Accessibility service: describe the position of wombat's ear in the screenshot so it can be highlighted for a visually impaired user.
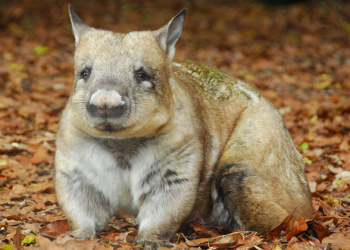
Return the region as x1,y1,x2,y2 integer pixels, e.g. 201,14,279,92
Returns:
68,4,89,47
155,9,186,60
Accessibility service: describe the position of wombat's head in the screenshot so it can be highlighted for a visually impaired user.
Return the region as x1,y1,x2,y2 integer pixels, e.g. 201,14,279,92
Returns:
67,5,186,138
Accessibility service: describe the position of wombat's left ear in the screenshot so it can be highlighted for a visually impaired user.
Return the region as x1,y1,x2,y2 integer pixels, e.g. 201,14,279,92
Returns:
155,9,186,60
68,4,89,47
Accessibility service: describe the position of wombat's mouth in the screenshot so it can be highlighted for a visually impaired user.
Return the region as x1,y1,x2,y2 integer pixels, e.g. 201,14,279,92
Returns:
95,122,124,132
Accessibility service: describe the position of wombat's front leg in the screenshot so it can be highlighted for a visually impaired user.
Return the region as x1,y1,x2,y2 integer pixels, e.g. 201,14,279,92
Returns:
133,168,198,249
55,168,112,238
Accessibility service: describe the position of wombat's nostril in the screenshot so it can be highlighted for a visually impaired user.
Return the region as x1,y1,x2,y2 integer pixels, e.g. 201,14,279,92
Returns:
87,89,126,118
86,102,126,118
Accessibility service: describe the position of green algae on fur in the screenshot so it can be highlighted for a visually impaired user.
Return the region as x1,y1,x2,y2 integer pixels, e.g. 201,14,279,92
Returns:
173,60,250,101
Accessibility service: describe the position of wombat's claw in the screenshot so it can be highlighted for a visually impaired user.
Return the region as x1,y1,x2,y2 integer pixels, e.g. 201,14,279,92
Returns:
134,239,173,250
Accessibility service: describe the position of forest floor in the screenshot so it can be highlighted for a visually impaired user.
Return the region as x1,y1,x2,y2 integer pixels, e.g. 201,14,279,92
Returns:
0,0,349,249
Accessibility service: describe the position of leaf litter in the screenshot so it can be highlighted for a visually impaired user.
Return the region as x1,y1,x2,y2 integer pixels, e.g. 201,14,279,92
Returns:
0,0,350,249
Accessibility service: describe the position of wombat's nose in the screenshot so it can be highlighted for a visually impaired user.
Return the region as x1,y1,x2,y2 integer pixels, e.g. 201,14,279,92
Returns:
87,89,126,118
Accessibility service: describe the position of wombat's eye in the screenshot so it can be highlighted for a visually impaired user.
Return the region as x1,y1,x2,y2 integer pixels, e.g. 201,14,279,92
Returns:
135,68,150,83
79,68,91,80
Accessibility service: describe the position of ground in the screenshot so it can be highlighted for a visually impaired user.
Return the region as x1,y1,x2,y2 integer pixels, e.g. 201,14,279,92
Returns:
0,0,349,249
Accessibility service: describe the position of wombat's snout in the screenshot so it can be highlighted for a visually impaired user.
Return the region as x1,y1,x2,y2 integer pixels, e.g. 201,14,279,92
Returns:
86,89,126,118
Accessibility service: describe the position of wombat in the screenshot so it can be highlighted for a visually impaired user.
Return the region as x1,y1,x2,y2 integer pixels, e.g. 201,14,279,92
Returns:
55,5,314,249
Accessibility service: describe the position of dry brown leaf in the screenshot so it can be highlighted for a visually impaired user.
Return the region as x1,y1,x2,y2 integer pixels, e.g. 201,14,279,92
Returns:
310,221,330,242
10,184,26,196
339,137,350,151
63,239,113,250
100,228,121,242
29,182,54,193
36,235,62,249
190,221,223,238
313,134,343,147
265,210,295,240
207,234,238,247
13,227,22,250
322,232,350,248
39,220,69,239
29,146,52,164
285,218,308,241
184,236,210,247
24,222,40,233
5,214,25,221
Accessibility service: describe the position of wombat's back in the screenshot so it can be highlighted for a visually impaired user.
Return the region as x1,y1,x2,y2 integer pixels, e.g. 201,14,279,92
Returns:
173,60,261,103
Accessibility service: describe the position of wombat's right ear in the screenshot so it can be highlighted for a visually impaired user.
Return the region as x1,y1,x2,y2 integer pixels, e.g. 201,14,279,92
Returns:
154,9,186,60
68,4,89,47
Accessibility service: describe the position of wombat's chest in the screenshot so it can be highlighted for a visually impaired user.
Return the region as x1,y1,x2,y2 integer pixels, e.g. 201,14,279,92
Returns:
75,139,166,215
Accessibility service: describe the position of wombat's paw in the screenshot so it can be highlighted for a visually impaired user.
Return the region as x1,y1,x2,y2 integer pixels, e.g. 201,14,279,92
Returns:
70,228,95,239
134,239,173,250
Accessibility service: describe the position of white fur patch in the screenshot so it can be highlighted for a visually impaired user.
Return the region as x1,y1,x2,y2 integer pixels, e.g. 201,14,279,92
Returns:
142,81,152,89
90,89,125,108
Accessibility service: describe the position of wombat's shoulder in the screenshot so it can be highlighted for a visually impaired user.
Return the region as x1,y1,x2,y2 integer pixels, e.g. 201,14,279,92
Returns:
173,60,261,102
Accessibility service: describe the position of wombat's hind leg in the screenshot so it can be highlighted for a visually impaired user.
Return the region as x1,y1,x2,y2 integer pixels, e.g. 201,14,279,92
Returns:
215,163,289,234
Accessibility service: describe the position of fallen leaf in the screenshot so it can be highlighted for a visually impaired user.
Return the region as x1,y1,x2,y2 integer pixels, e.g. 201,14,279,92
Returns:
39,220,69,239
35,235,59,249
309,115,318,123
298,142,309,150
10,184,26,196
0,245,14,250
13,227,22,250
322,232,350,248
265,210,295,240
190,221,223,238
21,233,36,246
5,215,24,221
33,46,50,55
29,146,52,164
285,218,308,241
184,236,210,247
100,228,121,242
24,222,40,233
63,239,112,250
